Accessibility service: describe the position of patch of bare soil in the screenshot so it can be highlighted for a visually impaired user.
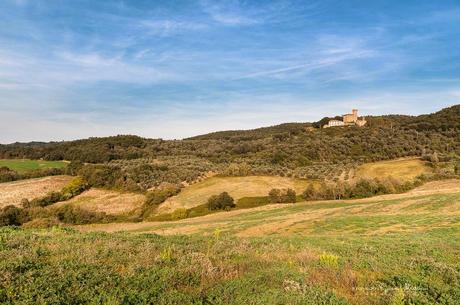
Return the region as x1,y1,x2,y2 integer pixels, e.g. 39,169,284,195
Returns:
0,176,73,209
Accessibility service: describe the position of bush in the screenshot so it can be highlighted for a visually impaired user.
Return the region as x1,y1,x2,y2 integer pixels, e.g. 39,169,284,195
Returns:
55,205,110,225
140,184,182,218
28,177,89,208
268,188,297,203
145,184,181,206
302,184,317,200
78,164,124,189
171,208,188,220
236,196,270,209
61,177,88,199
0,166,18,183
301,176,435,202
22,217,60,229
207,192,235,210
65,160,84,176
0,206,26,226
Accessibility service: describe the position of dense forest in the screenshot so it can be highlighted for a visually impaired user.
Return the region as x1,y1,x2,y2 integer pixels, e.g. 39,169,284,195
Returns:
1,105,460,191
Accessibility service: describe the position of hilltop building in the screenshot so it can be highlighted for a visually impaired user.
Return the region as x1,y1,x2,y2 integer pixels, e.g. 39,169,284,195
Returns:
324,109,367,128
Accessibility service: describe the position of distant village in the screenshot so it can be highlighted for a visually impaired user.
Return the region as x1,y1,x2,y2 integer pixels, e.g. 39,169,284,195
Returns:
323,109,367,128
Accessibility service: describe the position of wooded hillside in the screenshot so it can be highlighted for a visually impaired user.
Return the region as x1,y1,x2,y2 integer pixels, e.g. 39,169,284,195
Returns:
1,105,459,190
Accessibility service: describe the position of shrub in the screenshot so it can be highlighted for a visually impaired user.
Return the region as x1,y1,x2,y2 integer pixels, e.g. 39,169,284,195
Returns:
302,184,317,200
268,188,281,203
27,177,89,208
61,177,88,199
236,196,270,209
269,188,297,203
207,192,235,210
0,167,18,183
350,179,378,198
22,217,60,229
145,184,181,206
65,160,84,176
140,184,182,218
301,177,421,202
0,206,26,226
29,191,62,208
171,208,188,220
55,205,110,224
224,163,251,176
78,164,124,189
284,188,297,203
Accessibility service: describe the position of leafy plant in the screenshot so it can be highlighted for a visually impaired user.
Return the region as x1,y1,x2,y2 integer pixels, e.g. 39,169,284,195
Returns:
319,253,340,269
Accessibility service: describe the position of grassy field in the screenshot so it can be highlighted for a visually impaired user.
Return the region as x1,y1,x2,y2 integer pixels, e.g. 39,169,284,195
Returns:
355,158,431,181
0,175,73,209
81,179,460,236
2,180,460,304
158,176,312,213
0,159,67,172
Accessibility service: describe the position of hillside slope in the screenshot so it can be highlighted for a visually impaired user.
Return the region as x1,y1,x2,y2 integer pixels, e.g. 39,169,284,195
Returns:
158,176,311,213
80,179,460,235
1,105,459,190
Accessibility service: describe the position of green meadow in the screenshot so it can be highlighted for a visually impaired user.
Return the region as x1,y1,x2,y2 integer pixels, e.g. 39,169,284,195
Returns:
0,159,67,172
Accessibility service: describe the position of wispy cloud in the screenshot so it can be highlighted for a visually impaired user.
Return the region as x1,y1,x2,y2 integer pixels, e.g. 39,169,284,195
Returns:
235,50,377,80
140,20,207,36
0,0,459,142
200,0,263,26
0,49,180,89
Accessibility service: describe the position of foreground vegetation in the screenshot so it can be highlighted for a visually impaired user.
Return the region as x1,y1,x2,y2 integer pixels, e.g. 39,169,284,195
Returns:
2,182,460,304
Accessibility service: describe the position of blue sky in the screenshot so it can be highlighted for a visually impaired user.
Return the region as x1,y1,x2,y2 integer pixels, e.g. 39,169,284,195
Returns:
1,0,460,143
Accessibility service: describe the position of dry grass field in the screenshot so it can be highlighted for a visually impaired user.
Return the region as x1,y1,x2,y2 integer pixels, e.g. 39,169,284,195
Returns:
52,188,146,215
0,175,73,209
80,179,460,236
158,176,312,213
354,157,431,181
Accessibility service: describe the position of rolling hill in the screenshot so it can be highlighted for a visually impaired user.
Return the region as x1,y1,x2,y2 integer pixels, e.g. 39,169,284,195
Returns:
1,105,459,191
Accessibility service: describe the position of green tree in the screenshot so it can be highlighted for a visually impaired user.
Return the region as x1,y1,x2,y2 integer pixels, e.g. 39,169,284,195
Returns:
269,188,282,203
269,188,296,203
207,192,235,210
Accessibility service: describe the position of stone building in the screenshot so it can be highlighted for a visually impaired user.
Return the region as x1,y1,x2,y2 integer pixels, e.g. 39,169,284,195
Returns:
323,109,367,128
343,109,359,124
326,119,345,127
